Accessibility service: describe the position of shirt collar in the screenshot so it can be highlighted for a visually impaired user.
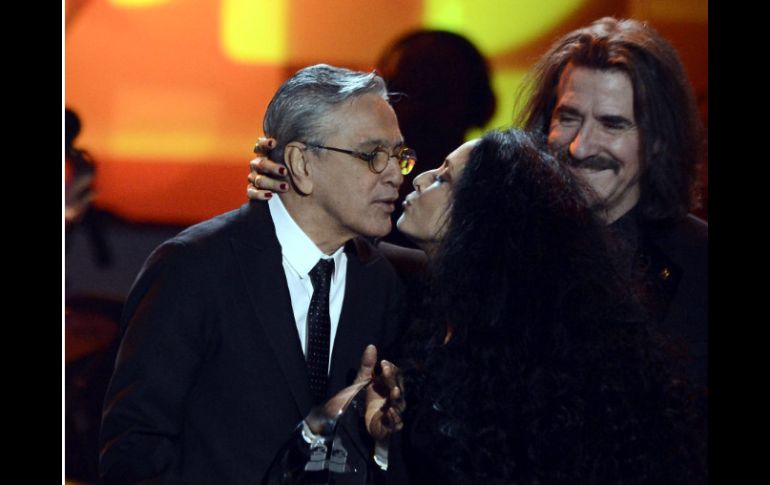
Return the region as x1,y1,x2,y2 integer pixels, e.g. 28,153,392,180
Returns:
268,195,345,282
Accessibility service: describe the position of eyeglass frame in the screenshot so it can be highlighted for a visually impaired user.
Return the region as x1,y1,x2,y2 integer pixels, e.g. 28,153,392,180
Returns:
303,143,416,175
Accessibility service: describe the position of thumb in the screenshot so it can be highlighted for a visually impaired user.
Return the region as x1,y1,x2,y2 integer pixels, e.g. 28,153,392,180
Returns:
354,344,377,384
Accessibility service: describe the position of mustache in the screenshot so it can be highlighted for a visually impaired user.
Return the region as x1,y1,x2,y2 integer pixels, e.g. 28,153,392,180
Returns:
552,147,622,174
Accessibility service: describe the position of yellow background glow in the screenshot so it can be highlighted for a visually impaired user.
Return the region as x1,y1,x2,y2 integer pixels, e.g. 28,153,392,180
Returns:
65,0,708,224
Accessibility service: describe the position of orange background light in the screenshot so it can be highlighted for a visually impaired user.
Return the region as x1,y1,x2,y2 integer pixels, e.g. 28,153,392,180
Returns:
65,0,707,225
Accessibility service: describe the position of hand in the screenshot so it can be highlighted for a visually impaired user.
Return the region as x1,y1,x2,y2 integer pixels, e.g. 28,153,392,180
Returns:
304,344,377,435
364,352,405,442
303,345,405,440
247,137,289,201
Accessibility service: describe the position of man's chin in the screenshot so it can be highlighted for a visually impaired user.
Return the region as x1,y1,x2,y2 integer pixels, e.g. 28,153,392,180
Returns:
362,221,392,240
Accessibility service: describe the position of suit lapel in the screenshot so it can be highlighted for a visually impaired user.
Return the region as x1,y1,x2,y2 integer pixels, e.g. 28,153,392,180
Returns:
230,202,313,416
328,239,380,394
328,239,384,460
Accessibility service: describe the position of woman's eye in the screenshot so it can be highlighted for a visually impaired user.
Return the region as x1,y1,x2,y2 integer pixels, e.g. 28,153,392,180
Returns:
433,174,445,184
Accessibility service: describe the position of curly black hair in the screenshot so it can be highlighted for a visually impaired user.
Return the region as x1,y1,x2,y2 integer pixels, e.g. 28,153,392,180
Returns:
401,129,706,484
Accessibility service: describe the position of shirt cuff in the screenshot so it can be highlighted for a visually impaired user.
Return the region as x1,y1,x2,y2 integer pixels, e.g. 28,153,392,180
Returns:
300,420,325,446
373,439,389,471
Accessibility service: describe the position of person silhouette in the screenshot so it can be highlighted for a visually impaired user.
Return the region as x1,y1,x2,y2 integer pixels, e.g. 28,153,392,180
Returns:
376,30,496,247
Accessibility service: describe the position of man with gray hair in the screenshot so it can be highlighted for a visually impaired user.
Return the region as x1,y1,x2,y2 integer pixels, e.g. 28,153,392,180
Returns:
99,64,416,484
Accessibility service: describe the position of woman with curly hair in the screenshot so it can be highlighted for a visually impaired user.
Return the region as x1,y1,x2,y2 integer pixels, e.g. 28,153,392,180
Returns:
253,128,706,483
391,128,706,484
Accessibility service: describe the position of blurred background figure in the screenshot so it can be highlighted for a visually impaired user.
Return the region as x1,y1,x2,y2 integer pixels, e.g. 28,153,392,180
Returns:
376,30,496,247
65,108,112,267
65,107,123,483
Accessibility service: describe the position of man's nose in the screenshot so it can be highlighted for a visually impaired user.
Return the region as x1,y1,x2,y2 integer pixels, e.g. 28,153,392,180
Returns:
382,155,405,188
569,123,599,161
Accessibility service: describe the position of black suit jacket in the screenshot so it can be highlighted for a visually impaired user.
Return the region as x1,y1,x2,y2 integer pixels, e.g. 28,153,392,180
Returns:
644,214,708,389
613,210,708,389
99,201,404,484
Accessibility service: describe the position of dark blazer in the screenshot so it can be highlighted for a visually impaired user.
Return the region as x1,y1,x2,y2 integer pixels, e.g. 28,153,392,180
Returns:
99,201,404,484
642,214,708,389
613,210,708,389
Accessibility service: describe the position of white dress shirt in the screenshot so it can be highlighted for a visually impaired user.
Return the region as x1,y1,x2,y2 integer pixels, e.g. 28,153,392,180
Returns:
269,197,387,470
268,195,347,372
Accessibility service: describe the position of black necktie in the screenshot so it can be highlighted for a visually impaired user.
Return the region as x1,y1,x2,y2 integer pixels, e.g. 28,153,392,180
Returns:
307,258,335,405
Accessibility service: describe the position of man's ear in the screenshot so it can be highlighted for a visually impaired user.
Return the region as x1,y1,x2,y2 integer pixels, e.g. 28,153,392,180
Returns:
284,142,313,195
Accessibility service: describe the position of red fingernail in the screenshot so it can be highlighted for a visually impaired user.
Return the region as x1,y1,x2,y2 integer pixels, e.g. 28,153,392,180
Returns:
280,183,287,191
265,192,272,199
279,167,286,176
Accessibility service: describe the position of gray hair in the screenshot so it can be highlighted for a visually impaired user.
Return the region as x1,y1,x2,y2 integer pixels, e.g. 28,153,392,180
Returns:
262,64,389,164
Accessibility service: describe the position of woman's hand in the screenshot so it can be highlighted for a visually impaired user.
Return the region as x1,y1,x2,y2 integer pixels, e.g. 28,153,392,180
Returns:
247,137,289,200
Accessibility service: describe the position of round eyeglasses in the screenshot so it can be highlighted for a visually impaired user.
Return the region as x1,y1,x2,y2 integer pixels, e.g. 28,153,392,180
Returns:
304,143,417,175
